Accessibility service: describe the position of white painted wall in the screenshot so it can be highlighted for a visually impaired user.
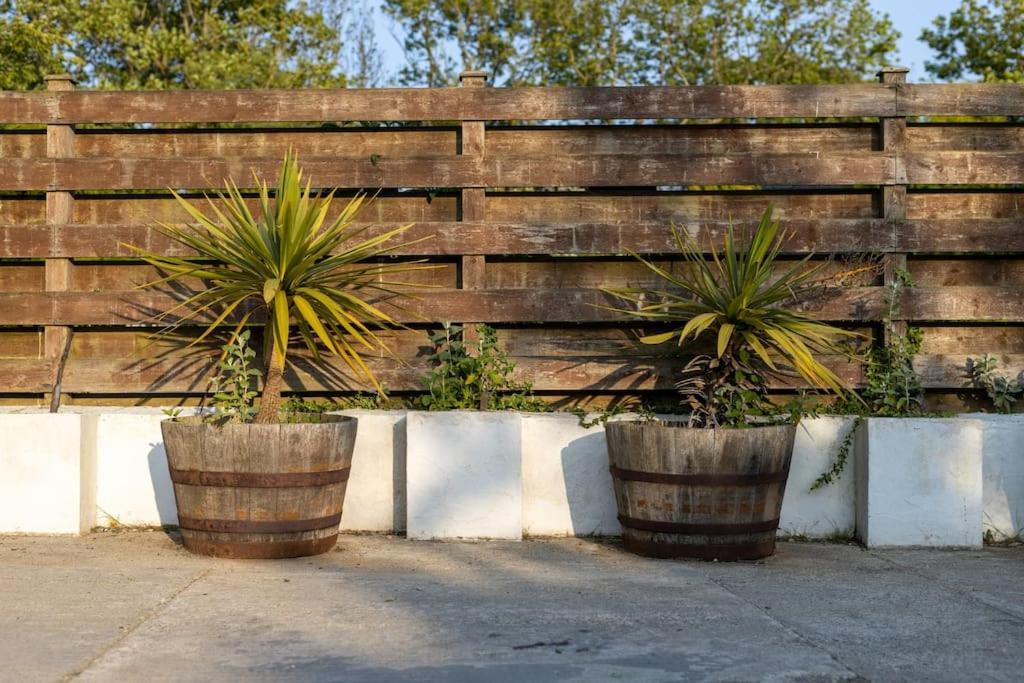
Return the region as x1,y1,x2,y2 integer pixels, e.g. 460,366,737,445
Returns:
856,418,984,548
94,408,197,527
333,410,407,533
406,411,522,540
2,408,1019,547
0,412,87,534
965,414,1024,541
780,417,858,539
521,413,619,537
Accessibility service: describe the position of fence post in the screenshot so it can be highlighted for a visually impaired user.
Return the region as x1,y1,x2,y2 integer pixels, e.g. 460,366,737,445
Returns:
43,74,76,411
458,71,490,407
877,66,910,344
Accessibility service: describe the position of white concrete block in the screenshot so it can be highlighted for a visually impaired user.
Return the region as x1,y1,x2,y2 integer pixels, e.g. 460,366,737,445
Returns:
94,408,193,527
521,413,619,536
857,418,984,548
779,416,858,539
406,411,522,540
964,414,1024,540
0,413,87,534
334,410,407,533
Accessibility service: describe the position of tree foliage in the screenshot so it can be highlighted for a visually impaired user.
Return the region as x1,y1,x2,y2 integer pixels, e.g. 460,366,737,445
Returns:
0,0,351,90
921,0,1024,82
383,0,899,86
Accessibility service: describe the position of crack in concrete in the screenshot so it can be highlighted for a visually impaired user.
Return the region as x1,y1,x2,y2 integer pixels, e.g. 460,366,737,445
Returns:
696,569,865,681
61,567,213,681
866,550,1024,625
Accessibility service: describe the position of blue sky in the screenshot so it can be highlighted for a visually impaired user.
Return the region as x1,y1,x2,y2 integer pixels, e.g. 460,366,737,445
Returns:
371,0,966,83
874,0,962,80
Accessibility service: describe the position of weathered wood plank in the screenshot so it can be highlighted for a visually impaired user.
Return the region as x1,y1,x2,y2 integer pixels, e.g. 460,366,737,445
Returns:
900,84,1024,117
70,193,457,225
0,352,997,394
55,355,864,393
908,191,1024,219
486,124,877,155
0,359,53,392
0,85,899,124
0,131,45,158
0,153,897,191
487,191,877,222
75,128,459,158
0,218,905,258
907,152,1024,185
909,258,1024,286
0,287,888,326
903,287,1024,322
907,123,1024,151
919,325,1024,354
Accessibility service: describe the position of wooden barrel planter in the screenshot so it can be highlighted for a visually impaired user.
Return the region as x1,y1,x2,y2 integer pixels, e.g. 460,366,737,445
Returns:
160,415,357,559
605,421,796,561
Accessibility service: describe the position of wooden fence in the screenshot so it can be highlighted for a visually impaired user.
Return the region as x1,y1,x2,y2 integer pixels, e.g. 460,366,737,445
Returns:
1,69,1023,407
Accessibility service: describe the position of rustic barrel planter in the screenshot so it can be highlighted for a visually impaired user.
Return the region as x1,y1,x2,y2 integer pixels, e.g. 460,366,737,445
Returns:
606,421,796,561
161,415,357,559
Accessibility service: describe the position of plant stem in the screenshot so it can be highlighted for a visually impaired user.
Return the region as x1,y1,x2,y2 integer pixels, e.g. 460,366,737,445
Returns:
255,327,285,423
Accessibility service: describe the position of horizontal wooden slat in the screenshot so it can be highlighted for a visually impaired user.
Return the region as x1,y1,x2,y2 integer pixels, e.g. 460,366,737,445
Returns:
914,354,1024,387
2,286,1017,325
0,153,897,191
907,123,1024,151
907,152,1024,185
4,218,1023,258
0,218,892,258
908,191,1024,221
0,287,887,325
0,359,52,392
901,84,1024,117
74,128,459,158
903,287,1024,322
71,194,457,224
55,355,863,393
0,85,898,124
0,131,45,158
486,124,877,155
487,191,877,222
1,352,1001,394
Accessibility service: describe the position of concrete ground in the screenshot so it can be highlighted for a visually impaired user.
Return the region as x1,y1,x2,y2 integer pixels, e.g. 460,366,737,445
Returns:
1,534,1022,683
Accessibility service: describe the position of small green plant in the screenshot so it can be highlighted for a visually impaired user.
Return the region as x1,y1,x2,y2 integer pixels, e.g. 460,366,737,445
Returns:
603,206,856,428
206,330,260,423
162,407,184,419
836,327,925,417
828,269,924,417
129,152,426,423
418,322,547,412
967,354,1022,413
572,402,656,428
810,415,862,491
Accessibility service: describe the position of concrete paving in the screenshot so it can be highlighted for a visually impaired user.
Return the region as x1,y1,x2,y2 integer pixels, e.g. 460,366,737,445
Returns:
1,533,1022,682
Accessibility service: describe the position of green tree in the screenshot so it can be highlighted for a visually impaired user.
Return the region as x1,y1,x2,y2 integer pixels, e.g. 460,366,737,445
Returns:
631,0,899,85
921,0,1024,82
384,0,899,86
382,0,526,86
0,0,349,90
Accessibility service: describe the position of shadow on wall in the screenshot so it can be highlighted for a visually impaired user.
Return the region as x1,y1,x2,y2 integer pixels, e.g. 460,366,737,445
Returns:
147,442,179,528
560,431,620,537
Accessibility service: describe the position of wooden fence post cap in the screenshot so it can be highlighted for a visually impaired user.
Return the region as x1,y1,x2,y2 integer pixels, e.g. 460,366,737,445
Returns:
876,66,910,83
44,74,77,91
459,71,488,86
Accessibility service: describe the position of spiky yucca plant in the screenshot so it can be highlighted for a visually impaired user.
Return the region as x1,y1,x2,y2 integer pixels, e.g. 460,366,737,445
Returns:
604,207,856,427
129,152,425,423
